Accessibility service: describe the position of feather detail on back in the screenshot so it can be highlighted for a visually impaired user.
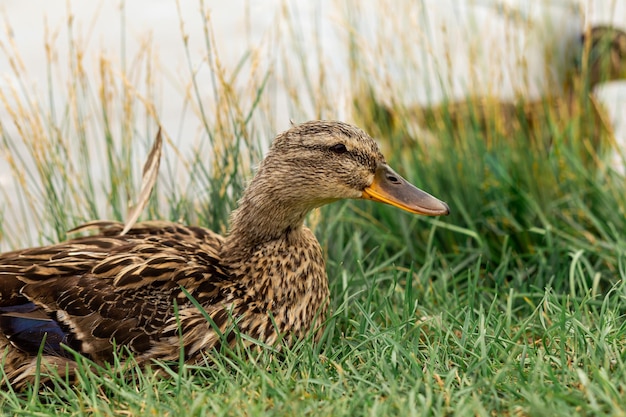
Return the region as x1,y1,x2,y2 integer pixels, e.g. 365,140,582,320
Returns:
121,128,163,236
1,221,231,384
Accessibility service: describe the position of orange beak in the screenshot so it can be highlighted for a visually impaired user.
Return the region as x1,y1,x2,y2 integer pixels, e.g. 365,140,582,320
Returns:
362,164,449,216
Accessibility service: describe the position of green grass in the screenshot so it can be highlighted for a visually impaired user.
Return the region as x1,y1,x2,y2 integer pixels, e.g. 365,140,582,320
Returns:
3,2,626,416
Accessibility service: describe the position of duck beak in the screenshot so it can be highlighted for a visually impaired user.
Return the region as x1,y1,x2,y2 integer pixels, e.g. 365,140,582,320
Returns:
362,164,450,216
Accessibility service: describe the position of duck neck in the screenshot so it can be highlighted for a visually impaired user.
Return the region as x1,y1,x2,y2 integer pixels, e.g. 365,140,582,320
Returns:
221,176,312,259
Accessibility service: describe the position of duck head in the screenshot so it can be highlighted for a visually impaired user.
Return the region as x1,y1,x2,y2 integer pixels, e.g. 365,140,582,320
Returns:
579,26,626,88
227,120,448,248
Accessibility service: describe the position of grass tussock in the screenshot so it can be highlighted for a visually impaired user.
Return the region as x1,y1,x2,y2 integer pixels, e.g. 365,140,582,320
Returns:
2,1,626,416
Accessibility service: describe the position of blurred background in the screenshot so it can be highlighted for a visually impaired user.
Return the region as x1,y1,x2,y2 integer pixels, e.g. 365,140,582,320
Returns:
1,0,626,253
1,1,624,134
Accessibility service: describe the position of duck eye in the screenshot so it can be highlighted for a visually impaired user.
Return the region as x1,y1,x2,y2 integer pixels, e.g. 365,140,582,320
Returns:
329,143,347,154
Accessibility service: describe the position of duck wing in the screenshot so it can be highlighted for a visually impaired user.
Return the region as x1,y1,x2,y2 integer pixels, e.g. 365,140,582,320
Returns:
0,220,229,362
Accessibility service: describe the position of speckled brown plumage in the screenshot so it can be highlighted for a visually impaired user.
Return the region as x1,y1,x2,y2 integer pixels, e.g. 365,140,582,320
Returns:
0,120,449,388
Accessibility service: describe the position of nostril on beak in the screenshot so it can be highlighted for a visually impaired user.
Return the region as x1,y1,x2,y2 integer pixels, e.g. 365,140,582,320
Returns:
386,174,401,184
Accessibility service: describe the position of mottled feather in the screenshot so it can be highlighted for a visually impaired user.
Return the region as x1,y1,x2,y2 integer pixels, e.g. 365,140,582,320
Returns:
121,129,163,236
0,120,448,388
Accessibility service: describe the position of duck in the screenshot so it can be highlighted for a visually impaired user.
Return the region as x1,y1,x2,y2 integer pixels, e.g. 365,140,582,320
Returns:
360,26,626,149
576,25,626,91
0,120,449,387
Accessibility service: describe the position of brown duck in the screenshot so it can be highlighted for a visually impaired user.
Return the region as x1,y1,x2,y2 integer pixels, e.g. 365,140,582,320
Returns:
0,120,449,387
421,26,626,140
363,26,626,147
